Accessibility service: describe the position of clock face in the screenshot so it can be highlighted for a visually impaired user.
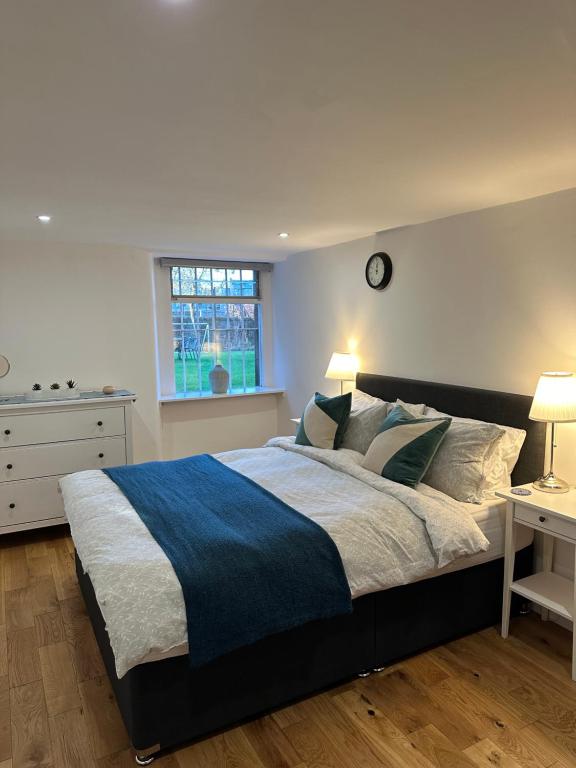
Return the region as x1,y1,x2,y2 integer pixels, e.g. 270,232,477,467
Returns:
365,252,392,290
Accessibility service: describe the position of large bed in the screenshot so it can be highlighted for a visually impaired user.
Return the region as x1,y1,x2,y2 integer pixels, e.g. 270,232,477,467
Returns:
61,374,545,764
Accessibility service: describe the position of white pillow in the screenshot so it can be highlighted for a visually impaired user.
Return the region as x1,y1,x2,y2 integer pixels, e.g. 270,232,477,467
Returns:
340,402,390,454
423,420,505,503
395,399,426,417
425,406,526,500
351,389,387,412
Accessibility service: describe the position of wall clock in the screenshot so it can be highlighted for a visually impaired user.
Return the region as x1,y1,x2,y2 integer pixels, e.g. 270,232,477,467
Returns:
0,355,10,378
365,252,392,290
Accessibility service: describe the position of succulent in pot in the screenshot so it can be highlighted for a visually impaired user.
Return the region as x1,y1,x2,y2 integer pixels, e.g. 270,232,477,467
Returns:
63,378,79,398
28,382,44,400
49,383,61,390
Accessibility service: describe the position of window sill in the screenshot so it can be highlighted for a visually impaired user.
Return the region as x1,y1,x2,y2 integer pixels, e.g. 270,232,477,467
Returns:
159,386,285,404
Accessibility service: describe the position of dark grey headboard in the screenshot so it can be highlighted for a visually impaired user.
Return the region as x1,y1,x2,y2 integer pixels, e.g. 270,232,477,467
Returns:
356,373,545,487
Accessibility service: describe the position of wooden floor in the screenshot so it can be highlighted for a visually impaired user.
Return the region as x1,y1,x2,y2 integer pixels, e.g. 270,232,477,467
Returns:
1,527,576,768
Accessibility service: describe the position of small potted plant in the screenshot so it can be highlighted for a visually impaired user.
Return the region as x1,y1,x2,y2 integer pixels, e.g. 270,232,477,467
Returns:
48,383,61,399
62,379,79,398
28,383,44,400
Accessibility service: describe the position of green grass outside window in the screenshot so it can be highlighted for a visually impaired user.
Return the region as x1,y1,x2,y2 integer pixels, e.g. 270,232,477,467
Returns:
174,351,256,393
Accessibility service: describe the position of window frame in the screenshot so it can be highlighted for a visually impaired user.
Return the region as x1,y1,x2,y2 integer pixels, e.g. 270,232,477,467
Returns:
170,265,261,302
158,261,271,399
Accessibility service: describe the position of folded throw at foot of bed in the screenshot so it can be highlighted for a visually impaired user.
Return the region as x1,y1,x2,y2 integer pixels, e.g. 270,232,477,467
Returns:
103,454,352,667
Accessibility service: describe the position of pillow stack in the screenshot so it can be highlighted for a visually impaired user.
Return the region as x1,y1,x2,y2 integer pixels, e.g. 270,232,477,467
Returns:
422,406,526,503
293,389,526,504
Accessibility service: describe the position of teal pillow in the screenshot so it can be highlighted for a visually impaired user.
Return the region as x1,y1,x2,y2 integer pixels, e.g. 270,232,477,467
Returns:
296,392,352,449
362,405,451,487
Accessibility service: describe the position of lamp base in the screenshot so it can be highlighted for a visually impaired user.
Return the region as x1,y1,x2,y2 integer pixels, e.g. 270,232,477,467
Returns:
533,472,570,494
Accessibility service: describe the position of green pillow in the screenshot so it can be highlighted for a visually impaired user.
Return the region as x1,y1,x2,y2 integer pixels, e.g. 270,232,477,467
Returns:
362,405,451,487
296,392,352,450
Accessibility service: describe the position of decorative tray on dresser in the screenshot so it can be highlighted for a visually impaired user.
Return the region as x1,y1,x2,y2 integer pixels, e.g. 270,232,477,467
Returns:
0,390,136,534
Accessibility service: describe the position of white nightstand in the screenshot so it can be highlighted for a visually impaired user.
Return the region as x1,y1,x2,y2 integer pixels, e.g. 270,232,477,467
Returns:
497,484,576,680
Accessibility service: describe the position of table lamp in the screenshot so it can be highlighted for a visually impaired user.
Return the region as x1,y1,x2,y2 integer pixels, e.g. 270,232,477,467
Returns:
529,371,576,493
325,352,358,395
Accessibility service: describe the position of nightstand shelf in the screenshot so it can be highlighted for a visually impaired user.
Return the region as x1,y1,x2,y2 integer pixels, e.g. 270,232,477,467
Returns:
497,483,576,680
510,572,573,621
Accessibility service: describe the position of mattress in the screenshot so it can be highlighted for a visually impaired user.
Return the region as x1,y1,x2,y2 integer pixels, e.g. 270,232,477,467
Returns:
136,496,530,667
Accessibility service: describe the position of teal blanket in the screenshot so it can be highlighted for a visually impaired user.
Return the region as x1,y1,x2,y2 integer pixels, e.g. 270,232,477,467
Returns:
103,454,351,667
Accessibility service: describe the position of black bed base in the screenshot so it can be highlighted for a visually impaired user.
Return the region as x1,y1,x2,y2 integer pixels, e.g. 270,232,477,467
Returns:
76,545,532,760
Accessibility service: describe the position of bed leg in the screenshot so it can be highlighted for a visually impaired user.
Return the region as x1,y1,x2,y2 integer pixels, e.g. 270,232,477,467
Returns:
134,746,160,765
357,670,372,678
135,755,156,766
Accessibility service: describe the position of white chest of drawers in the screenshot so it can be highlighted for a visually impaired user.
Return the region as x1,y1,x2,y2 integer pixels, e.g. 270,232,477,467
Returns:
0,392,135,534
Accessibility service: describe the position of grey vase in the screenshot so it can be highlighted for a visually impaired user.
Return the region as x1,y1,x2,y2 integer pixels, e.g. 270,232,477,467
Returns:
209,364,230,394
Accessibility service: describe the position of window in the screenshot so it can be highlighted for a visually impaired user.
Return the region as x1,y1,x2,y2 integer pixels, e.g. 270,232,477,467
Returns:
170,265,262,395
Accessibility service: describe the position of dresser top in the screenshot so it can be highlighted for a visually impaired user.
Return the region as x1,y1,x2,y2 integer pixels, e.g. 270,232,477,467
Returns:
0,390,136,411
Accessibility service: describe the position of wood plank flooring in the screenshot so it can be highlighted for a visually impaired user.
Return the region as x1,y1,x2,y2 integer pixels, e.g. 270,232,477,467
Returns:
2,526,576,767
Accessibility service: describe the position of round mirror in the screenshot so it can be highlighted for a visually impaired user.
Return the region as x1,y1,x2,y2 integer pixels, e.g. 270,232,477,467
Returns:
0,355,10,378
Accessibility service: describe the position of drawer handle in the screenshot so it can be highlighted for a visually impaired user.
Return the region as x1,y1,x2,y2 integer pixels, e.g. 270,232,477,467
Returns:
97,421,103,427
4,429,10,435
98,452,104,458
6,464,12,470
9,503,15,509
539,515,547,523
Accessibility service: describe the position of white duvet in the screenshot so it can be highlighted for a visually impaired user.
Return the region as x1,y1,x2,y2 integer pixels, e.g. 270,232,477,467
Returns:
60,437,489,678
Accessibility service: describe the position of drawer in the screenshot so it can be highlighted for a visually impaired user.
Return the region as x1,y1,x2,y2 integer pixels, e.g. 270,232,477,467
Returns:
0,476,65,527
0,406,125,447
514,504,576,543
0,437,127,482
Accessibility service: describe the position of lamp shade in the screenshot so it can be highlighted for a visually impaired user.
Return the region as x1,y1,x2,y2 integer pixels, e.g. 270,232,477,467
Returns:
529,372,576,423
325,352,358,381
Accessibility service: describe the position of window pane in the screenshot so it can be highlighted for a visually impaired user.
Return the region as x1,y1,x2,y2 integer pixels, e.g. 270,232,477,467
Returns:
171,266,258,297
172,301,260,393
211,268,227,296
240,269,256,297
195,267,211,296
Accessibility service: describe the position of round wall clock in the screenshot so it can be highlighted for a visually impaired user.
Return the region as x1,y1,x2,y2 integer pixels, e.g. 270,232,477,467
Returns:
365,252,392,290
0,355,10,378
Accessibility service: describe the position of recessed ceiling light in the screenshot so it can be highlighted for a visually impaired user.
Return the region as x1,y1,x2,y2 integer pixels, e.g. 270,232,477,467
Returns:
278,232,289,239
37,214,52,223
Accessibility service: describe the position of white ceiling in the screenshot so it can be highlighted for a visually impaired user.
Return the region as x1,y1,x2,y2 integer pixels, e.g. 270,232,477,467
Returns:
1,0,575,258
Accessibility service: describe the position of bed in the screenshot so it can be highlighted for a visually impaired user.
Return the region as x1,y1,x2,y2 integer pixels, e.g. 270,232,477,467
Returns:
62,373,545,764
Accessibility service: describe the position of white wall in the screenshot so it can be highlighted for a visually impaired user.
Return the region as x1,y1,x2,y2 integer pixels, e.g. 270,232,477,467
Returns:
0,240,281,462
0,241,161,462
273,187,576,578
161,394,283,458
